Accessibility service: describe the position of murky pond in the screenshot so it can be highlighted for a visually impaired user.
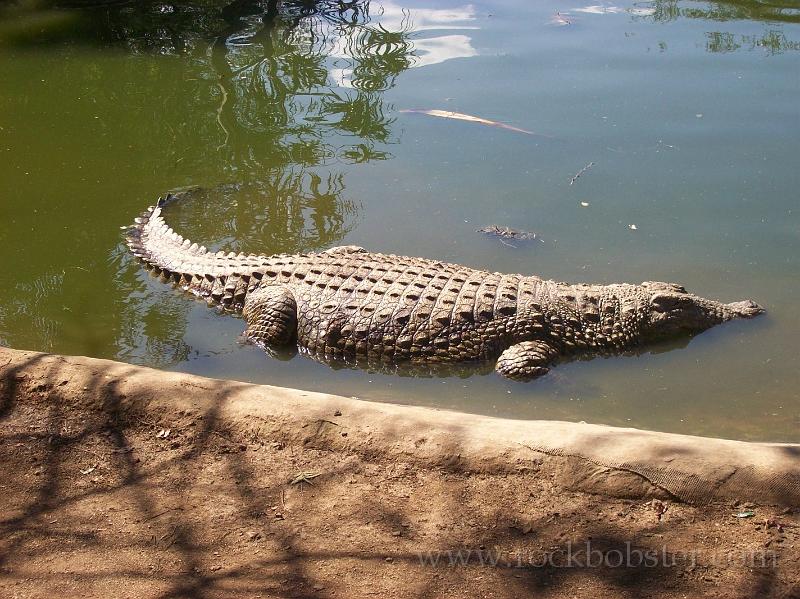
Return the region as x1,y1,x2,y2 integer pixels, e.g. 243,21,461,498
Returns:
1,0,799,441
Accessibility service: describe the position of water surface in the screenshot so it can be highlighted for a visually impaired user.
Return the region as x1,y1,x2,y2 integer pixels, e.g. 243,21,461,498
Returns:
1,0,799,441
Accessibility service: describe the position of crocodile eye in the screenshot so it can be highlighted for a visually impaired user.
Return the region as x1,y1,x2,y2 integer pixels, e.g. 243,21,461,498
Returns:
650,293,690,312
651,294,674,312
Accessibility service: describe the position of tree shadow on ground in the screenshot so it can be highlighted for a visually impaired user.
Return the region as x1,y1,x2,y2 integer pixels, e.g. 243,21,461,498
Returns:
0,351,797,598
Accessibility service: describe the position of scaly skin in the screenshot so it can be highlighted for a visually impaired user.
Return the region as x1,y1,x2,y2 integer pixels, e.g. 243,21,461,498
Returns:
125,195,764,381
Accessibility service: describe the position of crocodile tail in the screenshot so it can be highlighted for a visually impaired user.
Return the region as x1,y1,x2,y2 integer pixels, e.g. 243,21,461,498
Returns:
125,194,285,309
125,194,213,275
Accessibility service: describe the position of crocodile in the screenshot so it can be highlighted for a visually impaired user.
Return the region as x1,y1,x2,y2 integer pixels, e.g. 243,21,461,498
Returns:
125,194,764,381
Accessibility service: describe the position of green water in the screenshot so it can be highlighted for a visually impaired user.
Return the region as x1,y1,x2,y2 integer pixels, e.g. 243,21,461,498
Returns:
1,0,798,441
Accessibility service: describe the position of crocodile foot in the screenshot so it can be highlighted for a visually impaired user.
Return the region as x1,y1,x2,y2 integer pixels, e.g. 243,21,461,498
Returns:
495,340,559,381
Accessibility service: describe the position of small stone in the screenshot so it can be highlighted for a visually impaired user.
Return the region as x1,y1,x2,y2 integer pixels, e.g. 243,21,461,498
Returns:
391,530,402,537
385,557,394,563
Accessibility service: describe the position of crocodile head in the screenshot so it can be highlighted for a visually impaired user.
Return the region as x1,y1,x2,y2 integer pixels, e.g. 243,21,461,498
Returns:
642,281,764,340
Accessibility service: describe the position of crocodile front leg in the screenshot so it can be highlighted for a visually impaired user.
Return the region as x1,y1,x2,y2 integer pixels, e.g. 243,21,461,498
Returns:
243,286,298,348
495,340,559,381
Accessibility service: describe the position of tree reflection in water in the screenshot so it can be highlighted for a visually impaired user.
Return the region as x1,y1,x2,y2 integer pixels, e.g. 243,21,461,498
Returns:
636,0,800,54
0,0,419,365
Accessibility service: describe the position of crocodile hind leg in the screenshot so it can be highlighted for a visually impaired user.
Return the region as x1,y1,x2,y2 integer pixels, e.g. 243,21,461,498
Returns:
495,341,559,381
242,286,298,350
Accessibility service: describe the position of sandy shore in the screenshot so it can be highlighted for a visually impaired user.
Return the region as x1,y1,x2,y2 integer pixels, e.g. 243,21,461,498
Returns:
1,346,798,598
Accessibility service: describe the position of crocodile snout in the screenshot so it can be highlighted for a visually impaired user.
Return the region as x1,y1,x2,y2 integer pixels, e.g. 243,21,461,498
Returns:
724,300,765,320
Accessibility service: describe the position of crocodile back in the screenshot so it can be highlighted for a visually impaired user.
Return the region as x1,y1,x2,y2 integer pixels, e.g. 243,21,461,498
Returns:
280,252,529,363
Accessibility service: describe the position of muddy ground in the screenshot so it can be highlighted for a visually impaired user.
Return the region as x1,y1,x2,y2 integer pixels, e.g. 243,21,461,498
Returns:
1,349,799,598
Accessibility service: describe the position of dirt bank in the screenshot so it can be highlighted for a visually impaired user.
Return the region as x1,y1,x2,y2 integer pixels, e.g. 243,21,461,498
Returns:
1,347,798,598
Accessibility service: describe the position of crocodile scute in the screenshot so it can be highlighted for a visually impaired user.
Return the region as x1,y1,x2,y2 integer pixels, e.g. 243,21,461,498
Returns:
125,194,764,381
